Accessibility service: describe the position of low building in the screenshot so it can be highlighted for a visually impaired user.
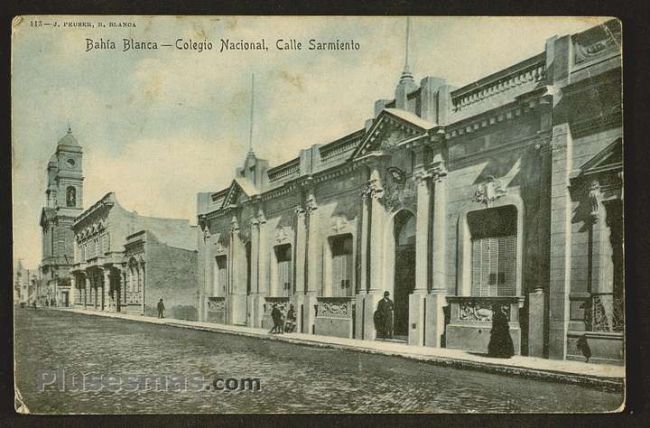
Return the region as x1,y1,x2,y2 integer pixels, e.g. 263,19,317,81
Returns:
70,193,199,320
196,20,623,363
14,261,38,306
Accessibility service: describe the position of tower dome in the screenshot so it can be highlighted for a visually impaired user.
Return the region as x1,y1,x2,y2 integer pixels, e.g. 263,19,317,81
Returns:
57,126,80,147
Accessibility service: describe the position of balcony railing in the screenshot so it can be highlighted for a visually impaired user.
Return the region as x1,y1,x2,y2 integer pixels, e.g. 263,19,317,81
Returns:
586,293,624,332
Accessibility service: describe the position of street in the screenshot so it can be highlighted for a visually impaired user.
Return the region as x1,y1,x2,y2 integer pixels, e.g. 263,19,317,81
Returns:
14,309,623,414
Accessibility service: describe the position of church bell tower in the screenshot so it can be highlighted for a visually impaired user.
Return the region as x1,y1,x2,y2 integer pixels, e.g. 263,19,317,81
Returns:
40,126,84,306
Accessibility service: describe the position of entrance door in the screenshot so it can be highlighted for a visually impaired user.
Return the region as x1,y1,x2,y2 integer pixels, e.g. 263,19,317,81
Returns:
62,291,69,307
393,211,416,337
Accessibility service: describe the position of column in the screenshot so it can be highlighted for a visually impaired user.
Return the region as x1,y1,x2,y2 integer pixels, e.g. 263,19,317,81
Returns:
255,208,268,328
257,209,268,295
140,263,146,316
356,185,371,339
363,162,385,340
87,273,94,309
426,164,449,347
368,165,385,292
248,217,259,327
304,187,319,334
548,123,573,359
409,172,431,346
294,206,307,332
103,269,111,312
201,225,210,322
92,272,98,309
530,142,552,357
228,216,245,325
70,275,78,305
121,269,127,313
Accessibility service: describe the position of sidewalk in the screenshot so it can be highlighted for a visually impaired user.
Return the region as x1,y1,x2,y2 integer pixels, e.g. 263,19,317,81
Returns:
55,307,624,392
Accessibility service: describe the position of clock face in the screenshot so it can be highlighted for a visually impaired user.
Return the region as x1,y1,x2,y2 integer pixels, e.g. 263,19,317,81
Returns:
67,158,75,168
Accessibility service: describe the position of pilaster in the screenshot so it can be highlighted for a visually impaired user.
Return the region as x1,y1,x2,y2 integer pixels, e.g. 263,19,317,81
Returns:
548,123,573,359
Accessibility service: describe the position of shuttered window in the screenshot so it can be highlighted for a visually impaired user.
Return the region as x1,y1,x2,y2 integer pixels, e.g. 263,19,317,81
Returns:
471,235,516,296
331,234,353,297
468,205,518,297
214,256,228,296
275,244,292,297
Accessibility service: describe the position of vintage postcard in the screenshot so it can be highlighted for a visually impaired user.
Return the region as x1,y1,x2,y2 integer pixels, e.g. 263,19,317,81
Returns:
12,15,624,414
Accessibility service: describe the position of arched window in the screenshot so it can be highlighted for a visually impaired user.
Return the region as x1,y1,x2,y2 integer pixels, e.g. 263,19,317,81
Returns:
66,186,76,207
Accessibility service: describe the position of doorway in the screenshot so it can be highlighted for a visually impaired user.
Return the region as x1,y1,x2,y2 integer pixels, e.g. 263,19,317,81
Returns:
393,211,416,338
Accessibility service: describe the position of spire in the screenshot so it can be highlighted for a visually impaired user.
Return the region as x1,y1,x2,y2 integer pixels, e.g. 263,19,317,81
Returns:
248,73,255,156
399,17,415,85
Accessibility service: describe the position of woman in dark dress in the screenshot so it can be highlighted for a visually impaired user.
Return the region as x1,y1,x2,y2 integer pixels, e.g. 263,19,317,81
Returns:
487,305,515,358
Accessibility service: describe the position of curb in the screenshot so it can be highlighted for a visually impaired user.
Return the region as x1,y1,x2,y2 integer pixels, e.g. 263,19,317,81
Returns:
54,308,624,393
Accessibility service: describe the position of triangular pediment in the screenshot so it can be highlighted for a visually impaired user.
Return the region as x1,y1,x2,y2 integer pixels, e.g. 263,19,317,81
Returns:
352,108,435,159
579,138,622,176
222,177,258,208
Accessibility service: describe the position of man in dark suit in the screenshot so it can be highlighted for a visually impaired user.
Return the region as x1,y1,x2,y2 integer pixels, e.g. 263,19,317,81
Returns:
376,291,394,339
157,298,165,318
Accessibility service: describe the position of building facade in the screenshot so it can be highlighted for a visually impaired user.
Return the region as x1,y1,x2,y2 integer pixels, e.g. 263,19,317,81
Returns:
70,193,199,320
197,20,623,362
40,128,84,307
14,260,39,306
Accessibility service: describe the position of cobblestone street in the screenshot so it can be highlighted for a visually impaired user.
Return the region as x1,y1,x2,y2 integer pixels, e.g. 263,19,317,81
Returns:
14,309,623,414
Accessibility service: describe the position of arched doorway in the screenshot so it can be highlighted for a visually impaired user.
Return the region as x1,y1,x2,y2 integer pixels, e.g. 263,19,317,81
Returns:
393,210,416,338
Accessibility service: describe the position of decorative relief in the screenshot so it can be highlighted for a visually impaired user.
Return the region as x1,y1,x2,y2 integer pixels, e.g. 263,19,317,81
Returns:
589,180,602,221
318,299,352,318
207,298,225,312
458,299,511,322
229,216,239,234
202,225,211,242
305,193,318,215
574,31,621,65
274,226,292,245
589,294,623,332
214,240,226,255
383,167,416,212
474,176,507,206
256,208,267,224
331,216,352,234
265,297,290,315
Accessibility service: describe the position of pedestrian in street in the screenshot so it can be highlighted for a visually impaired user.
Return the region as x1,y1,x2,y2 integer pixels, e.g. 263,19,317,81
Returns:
487,305,515,358
32,300,37,310
157,298,165,318
376,291,394,339
270,304,282,334
285,304,296,333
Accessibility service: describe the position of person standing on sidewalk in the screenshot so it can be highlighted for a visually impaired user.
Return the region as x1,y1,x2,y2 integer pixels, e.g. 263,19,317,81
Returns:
270,304,283,334
157,298,165,318
377,291,394,339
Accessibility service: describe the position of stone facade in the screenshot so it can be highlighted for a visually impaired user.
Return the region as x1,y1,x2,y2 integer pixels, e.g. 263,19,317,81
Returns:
70,193,199,320
40,128,84,307
196,20,623,362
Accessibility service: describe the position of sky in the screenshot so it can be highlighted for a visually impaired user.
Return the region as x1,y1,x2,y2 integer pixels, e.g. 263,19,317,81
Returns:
11,15,609,268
